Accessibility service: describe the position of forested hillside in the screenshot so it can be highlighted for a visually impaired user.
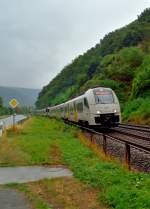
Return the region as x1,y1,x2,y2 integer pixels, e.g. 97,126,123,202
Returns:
36,9,150,124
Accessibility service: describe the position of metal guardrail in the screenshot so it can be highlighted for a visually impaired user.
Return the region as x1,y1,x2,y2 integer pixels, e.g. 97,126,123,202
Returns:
0,115,28,137
65,120,150,170
17,117,28,125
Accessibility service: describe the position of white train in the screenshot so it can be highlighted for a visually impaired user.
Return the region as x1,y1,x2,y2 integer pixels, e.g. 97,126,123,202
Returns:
44,87,121,127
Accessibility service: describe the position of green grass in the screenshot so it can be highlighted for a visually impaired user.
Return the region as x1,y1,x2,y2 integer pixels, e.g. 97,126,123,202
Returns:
122,97,150,124
0,117,60,166
16,119,54,165
2,117,150,209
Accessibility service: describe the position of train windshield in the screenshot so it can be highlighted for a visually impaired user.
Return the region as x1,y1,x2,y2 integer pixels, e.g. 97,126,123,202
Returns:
93,89,114,104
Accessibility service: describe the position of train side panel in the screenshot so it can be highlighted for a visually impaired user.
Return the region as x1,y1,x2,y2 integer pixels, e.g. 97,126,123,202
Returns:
45,87,121,127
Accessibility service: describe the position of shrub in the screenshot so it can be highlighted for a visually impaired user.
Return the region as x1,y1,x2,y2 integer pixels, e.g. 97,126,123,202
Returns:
122,97,150,124
131,56,150,98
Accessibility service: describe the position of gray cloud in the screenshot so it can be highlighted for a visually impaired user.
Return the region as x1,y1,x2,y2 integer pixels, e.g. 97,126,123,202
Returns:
0,0,149,88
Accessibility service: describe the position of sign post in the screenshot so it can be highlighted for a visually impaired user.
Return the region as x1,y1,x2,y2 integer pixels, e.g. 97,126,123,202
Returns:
9,99,19,130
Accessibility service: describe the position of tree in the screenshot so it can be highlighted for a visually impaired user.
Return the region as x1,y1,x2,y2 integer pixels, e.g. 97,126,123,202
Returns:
0,97,3,108
131,56,150,98
138,8,150,23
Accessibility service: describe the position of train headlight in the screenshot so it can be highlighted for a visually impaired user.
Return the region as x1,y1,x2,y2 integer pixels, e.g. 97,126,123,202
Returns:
97,111,101,114
114,109,117,113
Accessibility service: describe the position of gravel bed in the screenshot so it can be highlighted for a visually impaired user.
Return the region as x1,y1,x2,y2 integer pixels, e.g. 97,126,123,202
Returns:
83,130,150,172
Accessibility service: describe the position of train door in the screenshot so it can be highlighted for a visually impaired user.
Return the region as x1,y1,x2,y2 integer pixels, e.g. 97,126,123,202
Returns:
73,102,78,122
69,103,74,121
83,97,90,124
76,101,83,123
66,105,69,119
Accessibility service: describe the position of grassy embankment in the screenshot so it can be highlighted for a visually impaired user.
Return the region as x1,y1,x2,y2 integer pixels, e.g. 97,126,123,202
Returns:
0,117,150,209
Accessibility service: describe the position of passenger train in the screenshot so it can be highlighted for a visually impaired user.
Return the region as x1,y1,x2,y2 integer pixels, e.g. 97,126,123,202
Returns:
42,87,121,127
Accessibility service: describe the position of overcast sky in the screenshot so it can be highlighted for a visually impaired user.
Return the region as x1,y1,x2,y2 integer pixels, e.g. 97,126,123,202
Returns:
0,0,149,89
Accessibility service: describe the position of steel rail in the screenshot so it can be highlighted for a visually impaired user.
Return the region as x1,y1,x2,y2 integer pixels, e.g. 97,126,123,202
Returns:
119,123,150,133
121,123,150,128
110,127,150,142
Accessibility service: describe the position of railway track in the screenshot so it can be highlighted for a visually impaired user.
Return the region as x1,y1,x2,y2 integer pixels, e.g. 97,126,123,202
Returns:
110,125,150,142
65,120,150,172
119,123,150,133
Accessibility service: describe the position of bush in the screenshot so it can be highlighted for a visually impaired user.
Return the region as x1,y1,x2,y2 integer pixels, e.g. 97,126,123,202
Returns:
138,8,150,23
0,107,12,116
131,56,150,98
101,47,144,83
122,97,150,124
119,47,144,67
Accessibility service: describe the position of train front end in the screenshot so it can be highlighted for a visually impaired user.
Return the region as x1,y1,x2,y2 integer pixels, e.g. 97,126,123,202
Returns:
87,88,121,127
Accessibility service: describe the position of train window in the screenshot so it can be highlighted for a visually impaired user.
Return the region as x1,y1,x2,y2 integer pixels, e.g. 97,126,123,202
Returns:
93,90,114,104
67,104,69,111
76,102,83,112
64,106,67,112
46,108,49,112
69,105,73,112
84,98,89,109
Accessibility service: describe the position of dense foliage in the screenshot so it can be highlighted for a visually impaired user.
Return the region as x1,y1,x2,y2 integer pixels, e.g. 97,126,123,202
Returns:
0,107,12,116
0,96,13,116
0,96,3,107
36,9,150,124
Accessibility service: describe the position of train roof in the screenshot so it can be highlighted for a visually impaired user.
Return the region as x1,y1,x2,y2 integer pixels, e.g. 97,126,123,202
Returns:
48,87,113,109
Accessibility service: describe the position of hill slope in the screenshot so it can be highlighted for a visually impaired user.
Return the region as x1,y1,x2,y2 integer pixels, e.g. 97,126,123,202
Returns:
0,86,40,107
36,8,150,124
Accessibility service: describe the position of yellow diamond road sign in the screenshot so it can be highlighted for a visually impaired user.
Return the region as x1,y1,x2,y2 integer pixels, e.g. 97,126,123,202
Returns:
9,99,19,109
